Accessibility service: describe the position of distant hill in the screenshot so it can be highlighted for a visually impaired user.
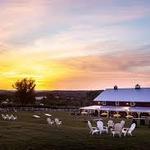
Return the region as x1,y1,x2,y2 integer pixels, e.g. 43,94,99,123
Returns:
35,90,103,100
35,90,103,106
0,90,15,95
0,89,103,98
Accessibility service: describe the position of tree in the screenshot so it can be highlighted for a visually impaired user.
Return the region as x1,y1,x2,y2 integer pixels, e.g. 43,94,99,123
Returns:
86,90,102,105
12,78,36,105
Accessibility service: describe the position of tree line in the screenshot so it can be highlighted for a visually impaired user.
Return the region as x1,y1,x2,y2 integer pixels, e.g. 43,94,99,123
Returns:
0,78,102,107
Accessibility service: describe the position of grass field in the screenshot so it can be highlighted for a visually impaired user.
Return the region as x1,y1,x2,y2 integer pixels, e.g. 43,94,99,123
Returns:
0,111,149,150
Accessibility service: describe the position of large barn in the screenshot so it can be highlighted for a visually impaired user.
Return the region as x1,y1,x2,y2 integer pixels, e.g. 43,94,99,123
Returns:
80,85,150,119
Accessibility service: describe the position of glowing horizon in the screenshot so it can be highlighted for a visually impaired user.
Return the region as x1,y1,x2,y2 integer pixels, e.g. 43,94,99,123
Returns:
0,0,150,90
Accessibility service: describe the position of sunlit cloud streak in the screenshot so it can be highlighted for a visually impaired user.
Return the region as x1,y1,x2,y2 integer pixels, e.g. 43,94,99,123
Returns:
0,0,150,89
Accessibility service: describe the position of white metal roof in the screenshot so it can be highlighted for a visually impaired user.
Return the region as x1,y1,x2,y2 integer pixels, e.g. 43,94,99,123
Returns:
94,88,150,102
80,105,150,113
80,105,101,110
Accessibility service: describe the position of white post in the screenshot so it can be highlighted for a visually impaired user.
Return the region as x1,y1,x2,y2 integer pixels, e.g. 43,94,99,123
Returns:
138,112,140,118
107,111,109,118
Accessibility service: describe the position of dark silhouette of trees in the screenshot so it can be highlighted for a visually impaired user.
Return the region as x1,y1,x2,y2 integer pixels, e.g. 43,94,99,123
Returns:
12,78,36,105
86,90,102,106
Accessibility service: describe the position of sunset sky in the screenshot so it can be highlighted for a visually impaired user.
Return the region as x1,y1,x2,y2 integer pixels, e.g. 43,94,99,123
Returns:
0,0,150,90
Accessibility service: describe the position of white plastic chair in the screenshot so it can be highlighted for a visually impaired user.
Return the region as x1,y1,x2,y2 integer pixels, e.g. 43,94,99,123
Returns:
54,118,62,127
12,116,17,120
97,121,108,134
111,123,122,137
107,120,114,128
127,123,136,136
1,114,17,121
47,117,54,126
122,127,129,136
9,114,14,120
10,114,17,120
87,121,99,135
6,115,9,120
120,120,125,128
1,114,7,120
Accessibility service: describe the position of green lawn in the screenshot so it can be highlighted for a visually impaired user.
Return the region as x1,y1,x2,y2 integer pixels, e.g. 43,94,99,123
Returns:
0,111,149,150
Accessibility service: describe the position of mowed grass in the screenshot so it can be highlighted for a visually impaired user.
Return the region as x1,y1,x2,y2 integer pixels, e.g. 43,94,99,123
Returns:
0,111,150,150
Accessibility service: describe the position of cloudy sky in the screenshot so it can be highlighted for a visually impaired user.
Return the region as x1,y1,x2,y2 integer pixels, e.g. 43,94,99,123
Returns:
0,0,150,90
